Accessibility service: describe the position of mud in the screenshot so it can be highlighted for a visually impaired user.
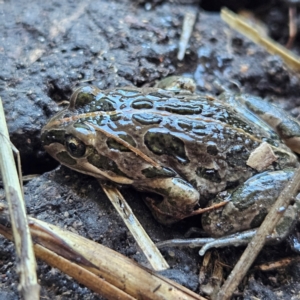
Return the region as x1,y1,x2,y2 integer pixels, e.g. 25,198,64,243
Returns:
1,0,300,299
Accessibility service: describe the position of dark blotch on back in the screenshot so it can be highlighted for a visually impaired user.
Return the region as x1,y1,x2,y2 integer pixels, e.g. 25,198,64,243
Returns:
87,149,127,177
163,100,202,115
250,209,268,228
207,144,218,156
145,130,189,164
226,145,249,167
133,113,162,125
178,119,193,130
110,113,122,121
131,99,153,109
74,122,92,130
196,167,221,183
107,133,136,152
93,97,115,111
142,167,176,178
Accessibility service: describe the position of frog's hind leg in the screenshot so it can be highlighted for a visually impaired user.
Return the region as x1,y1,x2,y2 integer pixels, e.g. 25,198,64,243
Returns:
236,94,300,154
156,186,300,256
193,169,300,255
202,169,296,238
199,200,300,255
137,177,200,225
156,199,299,255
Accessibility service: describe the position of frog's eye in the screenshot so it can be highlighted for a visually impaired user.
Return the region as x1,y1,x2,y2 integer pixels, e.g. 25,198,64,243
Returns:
65,135,86,157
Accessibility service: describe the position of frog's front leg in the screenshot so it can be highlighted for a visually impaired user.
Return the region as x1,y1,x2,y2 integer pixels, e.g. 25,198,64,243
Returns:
136,177,199,225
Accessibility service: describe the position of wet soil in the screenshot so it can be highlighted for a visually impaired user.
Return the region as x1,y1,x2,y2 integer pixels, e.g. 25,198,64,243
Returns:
1,0,300,299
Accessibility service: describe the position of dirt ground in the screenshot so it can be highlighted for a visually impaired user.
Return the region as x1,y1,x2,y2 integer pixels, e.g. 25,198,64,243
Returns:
1,0,300,299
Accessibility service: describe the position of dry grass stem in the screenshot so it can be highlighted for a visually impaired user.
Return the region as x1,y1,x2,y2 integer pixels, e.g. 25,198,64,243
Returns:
0,98,40,299
256,256,300,271
0,203,205,300
178,10,197,60
101,183,169,271
221,8,300,72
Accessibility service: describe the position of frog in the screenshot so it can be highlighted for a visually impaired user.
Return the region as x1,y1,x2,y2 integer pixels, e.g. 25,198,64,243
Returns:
41,77,300,250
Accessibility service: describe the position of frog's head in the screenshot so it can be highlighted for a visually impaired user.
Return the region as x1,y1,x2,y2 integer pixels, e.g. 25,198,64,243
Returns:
41,86,133,184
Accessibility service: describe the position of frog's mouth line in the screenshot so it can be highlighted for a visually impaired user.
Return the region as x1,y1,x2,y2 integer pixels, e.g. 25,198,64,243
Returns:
65,160,134,185
45,143,134,185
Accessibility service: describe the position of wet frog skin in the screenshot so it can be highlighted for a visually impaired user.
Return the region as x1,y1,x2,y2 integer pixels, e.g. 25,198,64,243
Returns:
41,81,300,238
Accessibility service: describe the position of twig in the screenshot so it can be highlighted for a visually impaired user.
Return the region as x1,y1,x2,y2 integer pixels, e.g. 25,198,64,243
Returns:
177,10,197,61
221,8,300,72
216,167,300,300
0,98,40,299
189,200,228,216
101,184,169,271
286,5,297,49
256,256,300,271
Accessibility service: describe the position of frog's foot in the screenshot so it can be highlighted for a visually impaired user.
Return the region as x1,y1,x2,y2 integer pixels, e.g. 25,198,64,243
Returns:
145,197,227,225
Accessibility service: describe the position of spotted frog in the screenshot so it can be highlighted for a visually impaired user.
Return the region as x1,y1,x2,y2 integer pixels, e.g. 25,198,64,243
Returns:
41,78,300,240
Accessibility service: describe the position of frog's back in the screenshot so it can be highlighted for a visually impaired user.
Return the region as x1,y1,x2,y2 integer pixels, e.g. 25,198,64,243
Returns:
111,89,296,198
42,86,298,204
